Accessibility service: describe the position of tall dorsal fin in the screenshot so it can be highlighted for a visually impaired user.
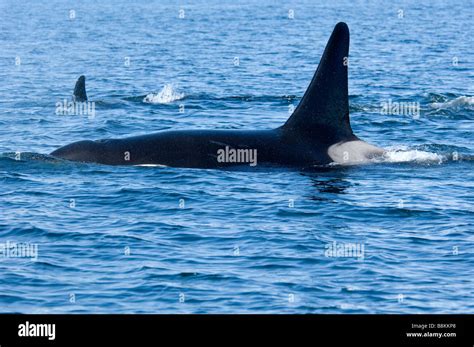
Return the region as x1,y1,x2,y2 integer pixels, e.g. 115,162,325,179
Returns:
73,75,87,102
282,22,355,143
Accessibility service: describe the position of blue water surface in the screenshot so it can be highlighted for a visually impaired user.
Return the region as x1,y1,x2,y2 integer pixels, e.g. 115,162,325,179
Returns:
0,0,473,313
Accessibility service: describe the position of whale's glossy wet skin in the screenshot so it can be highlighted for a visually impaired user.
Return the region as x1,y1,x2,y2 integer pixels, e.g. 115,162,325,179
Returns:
51,129,334,167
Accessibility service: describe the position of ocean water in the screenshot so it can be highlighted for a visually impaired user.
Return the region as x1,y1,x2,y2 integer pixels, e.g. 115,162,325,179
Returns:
0,0,473,313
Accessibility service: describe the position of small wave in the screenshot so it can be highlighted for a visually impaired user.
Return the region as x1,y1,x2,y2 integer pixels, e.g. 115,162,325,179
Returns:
143,84,185,104
375,146,445,164
0,152,60,163
430,96,474,110
208,94,297,103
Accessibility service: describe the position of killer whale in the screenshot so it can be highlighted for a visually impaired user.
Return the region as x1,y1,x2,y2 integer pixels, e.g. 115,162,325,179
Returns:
51,22,384,168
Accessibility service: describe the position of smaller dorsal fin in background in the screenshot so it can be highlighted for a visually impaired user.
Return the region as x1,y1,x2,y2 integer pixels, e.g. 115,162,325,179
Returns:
282,22,356,143
73,75,87,102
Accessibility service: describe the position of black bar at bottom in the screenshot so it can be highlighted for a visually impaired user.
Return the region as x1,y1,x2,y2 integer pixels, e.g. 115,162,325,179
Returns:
0,314,471,346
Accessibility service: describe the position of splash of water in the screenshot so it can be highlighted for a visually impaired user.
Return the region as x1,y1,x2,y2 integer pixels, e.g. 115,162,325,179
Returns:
375,146,445,164
430,96,474,110
143,84,185,104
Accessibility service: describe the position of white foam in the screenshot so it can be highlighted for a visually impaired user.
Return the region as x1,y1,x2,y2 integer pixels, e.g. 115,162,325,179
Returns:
143,84,184,104
375,146,445,164
430,96,474,109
